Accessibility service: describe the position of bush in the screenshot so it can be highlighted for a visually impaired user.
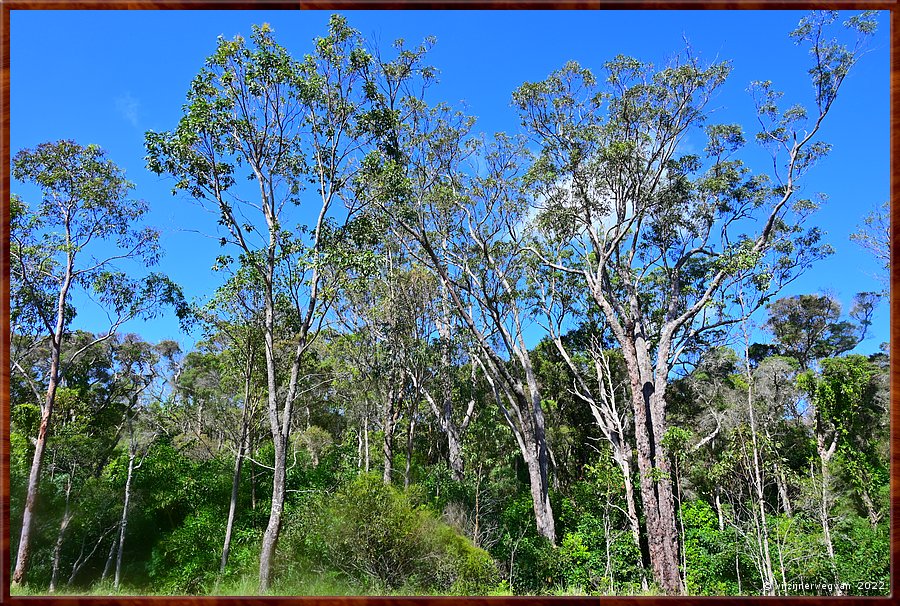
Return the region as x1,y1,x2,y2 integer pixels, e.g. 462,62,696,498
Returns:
834,516,889,595
284,473,499,594
148,508,225,593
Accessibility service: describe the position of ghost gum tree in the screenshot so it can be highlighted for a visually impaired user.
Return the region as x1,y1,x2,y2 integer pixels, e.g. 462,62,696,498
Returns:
514,11,876,593
353,50,481,484
145,18,380,591
10,141,185,585
359,86,559,541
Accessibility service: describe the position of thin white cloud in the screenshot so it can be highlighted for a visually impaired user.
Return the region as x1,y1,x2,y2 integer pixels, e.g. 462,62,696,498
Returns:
115,92,140,127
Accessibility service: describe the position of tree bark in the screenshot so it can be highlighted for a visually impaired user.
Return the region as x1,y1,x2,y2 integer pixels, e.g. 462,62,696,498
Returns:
383,426,394,484
715,488,725,532
626,358,683,595
257,239,307,592
48,473,74,593
114,449,138,591
523,449,555,543
250,434,257,511
220,377,251,578
479,357,556,545
258,434,286,594
14,335,64,585
383,397,396,485
817,445,841,595
101,530,117,582
860,486,880,527
775,464,793,517
382,387,402,485
12,229,75,587
448,428,465,482
404,412,416,490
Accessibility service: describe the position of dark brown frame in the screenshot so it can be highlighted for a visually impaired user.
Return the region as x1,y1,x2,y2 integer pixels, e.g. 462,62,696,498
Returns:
0,2,896,604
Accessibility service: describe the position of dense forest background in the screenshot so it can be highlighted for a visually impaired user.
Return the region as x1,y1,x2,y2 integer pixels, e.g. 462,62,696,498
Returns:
8,11,890,596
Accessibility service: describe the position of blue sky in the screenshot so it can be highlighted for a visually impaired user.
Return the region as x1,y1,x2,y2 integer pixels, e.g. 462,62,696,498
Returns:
10,10,890,354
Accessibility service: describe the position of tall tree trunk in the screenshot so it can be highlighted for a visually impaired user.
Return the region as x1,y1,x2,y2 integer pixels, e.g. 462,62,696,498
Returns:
425,308,475,483
48,473,74,593
383,389,401,485
744,346,776,595
257,249,304,593
258,433,287,594
479,358,556,545
404,412,416,490
13,252,73,586
715,488,725,532
363,412,370,473
383,413,395,485
196,402,204,437
447,428,465,482
114,450,137,591
101,530,117,582
418,375,473,483
250,434,257,511
220,373,252,578
523,441,555,543
14,344,63,586
627,364,683,595
775,464,793,517
817,450,841,595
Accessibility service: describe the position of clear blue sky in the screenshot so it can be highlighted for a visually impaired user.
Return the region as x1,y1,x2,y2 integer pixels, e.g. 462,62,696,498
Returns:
10,10,890,354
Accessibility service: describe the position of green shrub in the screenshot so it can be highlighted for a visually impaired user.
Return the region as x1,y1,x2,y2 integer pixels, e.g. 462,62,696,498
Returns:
834,516,889,595
148,508,225,593
284,473,499,594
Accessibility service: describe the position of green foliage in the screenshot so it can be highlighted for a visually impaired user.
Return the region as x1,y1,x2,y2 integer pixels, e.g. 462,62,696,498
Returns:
832,516,889,594
766,294,860,367
148,508,226,593
285,474,499,594
680,500,744,595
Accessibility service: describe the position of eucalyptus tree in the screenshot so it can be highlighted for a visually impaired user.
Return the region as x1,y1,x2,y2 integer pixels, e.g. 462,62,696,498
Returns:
9,330,131,592
514,11,876,592
532,267,645,581
197,270,266,577
365,119,559,542
408,250,480,483
346,29,565,541
89,334,169,590
413,335,478,483
39,332,130,593
145,18,383,590
336,236,437,485
10,141,185,586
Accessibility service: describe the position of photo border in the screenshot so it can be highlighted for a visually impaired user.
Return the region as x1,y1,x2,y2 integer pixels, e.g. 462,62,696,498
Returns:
0,1,896,604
